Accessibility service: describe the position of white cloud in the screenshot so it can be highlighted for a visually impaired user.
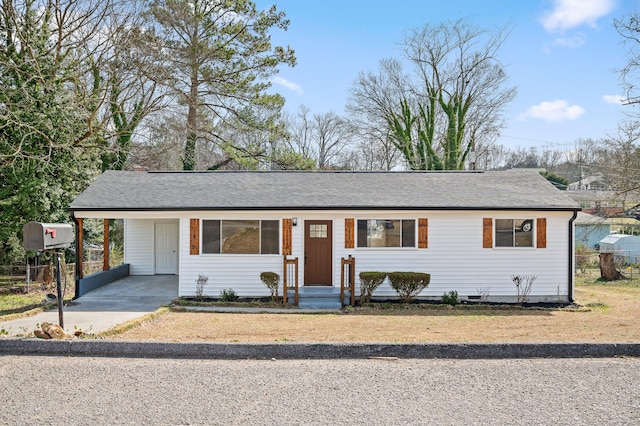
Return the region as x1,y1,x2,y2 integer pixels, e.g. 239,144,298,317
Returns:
519,100,585,122
551,33,586,48
540,0,615,32
602,94,625,105
271,77,303,95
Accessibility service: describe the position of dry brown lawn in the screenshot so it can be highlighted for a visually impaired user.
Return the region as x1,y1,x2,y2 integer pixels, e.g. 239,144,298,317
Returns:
114,279,640,343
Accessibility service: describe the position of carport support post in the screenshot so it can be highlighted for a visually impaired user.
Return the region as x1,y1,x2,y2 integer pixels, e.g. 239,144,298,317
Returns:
103,219,110,271
74,217,83,300
54,252,64,328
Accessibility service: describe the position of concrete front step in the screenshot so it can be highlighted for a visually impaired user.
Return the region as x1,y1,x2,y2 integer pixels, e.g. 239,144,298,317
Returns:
287,286,351,309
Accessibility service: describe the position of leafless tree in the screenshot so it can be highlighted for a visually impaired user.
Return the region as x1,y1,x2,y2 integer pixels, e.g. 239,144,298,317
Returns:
351,132,401,171
347,19,516,170
347,58,410,169
286,106,353,169
562,138,610,185
314,111,352,169
604,120,640,194
615,13,640,106
285,105,315,160
473,143,509,171
502,146,565,171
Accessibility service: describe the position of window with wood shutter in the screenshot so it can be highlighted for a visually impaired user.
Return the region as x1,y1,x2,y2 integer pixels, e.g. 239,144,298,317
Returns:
356,219,415,248
483,218,493,248
189,218,199,255
486,218,539,248
418,218,428,248
536,218,547,248
201,220,279,254
282,218,292,255
345,218,354,249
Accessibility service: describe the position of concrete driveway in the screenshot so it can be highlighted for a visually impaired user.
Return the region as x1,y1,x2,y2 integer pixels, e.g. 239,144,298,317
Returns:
0,275,178,337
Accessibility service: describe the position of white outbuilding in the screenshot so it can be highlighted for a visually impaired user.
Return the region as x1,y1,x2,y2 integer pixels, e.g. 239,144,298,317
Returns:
598,234,640,264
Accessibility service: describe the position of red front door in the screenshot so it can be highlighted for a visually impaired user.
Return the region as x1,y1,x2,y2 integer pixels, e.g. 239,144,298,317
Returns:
304,220,332,286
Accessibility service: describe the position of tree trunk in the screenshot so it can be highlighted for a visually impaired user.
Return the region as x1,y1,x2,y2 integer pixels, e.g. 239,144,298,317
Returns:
184,83,198,171
599,253,623,281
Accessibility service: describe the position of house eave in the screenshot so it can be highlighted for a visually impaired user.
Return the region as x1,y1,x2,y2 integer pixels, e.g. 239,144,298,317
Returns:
69,206,581,213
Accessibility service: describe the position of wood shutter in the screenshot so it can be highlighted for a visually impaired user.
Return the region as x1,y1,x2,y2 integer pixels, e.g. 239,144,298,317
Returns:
282,218,293,255
345,218,354,249
483,218,493,248
418,218,428,248
189,218,199,255
536,218,547,249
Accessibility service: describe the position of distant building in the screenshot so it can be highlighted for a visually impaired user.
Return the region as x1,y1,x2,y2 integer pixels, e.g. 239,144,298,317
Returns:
575,212,610,249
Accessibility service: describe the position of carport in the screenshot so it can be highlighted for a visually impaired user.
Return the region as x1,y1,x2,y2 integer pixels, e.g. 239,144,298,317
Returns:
0,275,178,336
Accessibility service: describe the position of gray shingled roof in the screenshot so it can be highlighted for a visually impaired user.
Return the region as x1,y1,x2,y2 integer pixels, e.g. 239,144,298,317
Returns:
69,169,580,212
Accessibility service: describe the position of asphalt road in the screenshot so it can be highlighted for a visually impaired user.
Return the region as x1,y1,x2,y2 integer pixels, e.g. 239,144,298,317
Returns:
1,356,639,425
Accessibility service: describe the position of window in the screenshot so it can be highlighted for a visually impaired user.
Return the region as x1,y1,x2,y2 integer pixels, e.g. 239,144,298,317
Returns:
495,219,533,248
309,224,328,238
357,219,415,248
202,220,279,254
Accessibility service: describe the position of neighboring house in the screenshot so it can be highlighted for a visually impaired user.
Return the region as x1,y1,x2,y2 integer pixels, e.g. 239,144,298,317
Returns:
575,212,611,249
69,169,580,303
566,179,640,218
566,189,626,217
567,173,609,191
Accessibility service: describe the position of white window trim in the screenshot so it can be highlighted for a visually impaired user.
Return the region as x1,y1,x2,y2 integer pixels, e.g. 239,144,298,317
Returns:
200,218,281,255
494,218,536,249
355,218,417,249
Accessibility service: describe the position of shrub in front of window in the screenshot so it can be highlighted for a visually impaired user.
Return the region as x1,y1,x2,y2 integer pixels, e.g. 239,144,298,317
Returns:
219,288,238,302
441,290,458,306
387,272,431,303
260,272,280,302
358,272,387,304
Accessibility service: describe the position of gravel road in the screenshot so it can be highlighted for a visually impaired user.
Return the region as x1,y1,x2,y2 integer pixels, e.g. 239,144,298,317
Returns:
1,356,639,425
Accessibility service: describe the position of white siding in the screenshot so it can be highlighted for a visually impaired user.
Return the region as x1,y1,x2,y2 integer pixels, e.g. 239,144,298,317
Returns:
179,214,285,298
120,210,573,302
340,211,573,302
124,219,155,275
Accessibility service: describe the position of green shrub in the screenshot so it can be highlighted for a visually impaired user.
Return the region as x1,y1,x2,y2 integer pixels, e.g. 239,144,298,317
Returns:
260,272,280,302
219,288,238,302
359,272,387,304
441,290,458,306
387,272,431,303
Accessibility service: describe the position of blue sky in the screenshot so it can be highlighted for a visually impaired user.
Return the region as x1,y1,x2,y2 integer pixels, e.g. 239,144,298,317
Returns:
256,0,640,150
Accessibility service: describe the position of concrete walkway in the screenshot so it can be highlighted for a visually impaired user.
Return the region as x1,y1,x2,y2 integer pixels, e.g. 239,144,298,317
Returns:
0,275,178,336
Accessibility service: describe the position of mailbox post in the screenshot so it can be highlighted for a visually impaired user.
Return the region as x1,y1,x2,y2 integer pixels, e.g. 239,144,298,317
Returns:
23,221,74,328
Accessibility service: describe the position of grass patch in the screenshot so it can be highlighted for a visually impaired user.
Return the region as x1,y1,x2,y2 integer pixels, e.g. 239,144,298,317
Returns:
576,272,640,288
0,293,48,316
115,280,640,343
97,306,171,338
0,277,73,319
585,302,609,310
